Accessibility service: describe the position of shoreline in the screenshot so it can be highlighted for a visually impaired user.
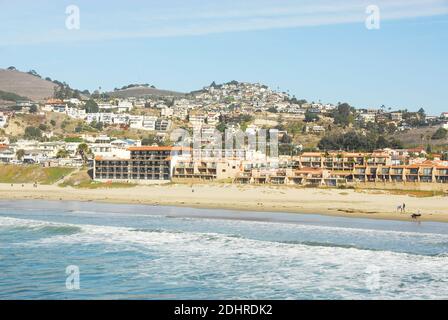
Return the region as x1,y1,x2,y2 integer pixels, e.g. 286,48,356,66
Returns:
0,183,447,223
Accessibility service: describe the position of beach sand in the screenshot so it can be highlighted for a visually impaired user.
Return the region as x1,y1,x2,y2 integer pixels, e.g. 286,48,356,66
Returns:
0,183,446,222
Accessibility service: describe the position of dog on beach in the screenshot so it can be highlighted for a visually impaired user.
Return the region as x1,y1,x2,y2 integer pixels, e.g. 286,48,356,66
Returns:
411,213,422,219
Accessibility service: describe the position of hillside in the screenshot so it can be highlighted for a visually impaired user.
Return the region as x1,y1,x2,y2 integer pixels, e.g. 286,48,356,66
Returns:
0,165,75,184
0,69,57,102
392,126,448,149
108,86,184,98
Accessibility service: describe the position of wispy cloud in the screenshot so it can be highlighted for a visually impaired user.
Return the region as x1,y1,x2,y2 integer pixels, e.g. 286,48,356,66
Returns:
1,0,448,45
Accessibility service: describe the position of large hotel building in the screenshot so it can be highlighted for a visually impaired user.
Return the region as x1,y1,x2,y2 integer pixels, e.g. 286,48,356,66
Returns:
94,146,189,183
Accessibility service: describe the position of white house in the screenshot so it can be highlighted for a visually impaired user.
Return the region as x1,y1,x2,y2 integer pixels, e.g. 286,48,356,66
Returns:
0,112,8,128
189,114,207,128
66,107,86,119
358,113,376,123
129,115,144,129
98,103,115,112
142,116,158,130
161,107,174,118
117,101,133,113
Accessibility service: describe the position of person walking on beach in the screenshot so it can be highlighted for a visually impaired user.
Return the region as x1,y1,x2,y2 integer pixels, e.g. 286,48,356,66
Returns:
402,203,406,212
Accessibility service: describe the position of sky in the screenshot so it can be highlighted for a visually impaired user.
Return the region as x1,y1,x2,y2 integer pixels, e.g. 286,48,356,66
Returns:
0,0,447,114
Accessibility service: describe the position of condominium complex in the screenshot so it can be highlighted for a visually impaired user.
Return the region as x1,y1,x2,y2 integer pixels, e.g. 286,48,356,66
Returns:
93,148,448,186
235,152,448,186
94,146,189,183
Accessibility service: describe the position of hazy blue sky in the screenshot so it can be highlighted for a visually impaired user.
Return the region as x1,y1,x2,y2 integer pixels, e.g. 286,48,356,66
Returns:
0,0,447,114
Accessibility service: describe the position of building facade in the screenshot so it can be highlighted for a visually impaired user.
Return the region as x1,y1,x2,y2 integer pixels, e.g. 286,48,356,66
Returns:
94,146,189,183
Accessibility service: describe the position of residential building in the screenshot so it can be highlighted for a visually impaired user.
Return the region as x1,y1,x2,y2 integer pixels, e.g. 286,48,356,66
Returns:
0,112,8,128
94,146,189,183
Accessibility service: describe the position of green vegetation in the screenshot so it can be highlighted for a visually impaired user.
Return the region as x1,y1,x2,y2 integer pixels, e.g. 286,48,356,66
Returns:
333,103,355,126
0,165,75,184
64,137,84,143
114,83,154,91
29,105,38,113
0,90,28,102
304,109,319,122
53,81,82,99
318,131,403,151
56,149,70,158
59,169,136,189
216,122,227,133
16,149,25,160
77,143,92,164
358,188,447,198
84,99,99,113
432,128,447,140
141,134,158,146
27,70,42,78
24,126,42,139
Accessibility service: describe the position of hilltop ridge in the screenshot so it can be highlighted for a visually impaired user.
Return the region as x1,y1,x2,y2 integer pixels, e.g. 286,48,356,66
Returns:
0,68,57,102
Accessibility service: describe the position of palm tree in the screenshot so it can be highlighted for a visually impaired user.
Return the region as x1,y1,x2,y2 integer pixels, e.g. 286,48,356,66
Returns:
77,143,91,164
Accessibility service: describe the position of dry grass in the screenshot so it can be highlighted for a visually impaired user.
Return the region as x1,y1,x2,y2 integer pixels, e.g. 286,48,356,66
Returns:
0,165,75,184
59,169,137,189
357,188,447,198
0,69,56,101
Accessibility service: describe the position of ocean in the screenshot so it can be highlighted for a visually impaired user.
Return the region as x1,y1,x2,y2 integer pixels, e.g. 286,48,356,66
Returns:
0,200,447,299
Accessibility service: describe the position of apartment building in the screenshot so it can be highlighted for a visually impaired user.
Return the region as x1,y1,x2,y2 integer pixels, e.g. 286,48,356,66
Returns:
172,158,242,181
94,146,189,183
297,152,391,170
155,119,171,131
235,152,448,186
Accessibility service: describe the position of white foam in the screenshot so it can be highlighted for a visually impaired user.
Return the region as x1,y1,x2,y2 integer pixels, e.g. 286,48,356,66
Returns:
2,216,448,299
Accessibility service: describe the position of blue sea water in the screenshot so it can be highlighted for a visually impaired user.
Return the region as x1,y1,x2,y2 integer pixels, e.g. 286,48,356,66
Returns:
0,200,447,299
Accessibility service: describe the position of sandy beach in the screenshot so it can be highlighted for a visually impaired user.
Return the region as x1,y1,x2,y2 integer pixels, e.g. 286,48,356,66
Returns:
0,183,447,222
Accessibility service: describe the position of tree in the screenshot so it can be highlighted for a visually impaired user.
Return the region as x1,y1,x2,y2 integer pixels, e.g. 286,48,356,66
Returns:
29,105,38,113
56,149,70,159
27,70,41,78
317,131,402,151
376,136,388,149
141,135,158,146
280,133,293,144
304,109,319,122
16,149,25,160
84,100,99,113
216,122,227,133
333,103,354,126
418,108,426,119
432,128,447,140
24,126,42,139
76,143,91,163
